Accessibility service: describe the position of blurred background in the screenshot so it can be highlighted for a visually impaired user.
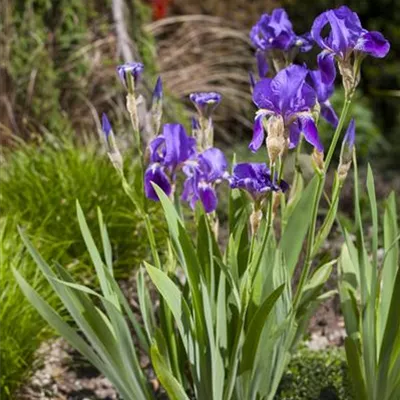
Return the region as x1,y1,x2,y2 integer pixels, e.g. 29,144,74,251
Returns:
1,0,399,167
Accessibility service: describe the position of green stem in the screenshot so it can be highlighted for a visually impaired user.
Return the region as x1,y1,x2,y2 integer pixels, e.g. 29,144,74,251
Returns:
311,177,344,257
324,97,352,171
293,95,353,310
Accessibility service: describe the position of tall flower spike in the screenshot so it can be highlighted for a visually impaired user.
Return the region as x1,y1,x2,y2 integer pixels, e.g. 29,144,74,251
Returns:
250,64,322,161
311,6,390,89
116,62,144,90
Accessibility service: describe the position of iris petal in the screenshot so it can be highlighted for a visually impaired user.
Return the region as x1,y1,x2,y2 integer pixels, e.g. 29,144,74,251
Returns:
270,65,309,112
249,113,266,153
149,136,166,163
198,184,218,213
145,165,171,201
317,51,336,85
163,124,196,169
289,119,301,149
198,148,228,181
355,31,390,58
253,78,276,110
311,12,329,51
299,116,324,152
321,102,339,127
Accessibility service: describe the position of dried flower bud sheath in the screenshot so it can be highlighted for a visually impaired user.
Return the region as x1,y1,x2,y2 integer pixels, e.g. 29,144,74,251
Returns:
199,116,214,150
127,93,139,132
250,207,263,236
312,149,325,173
266,115,285,165
338,161,351,182
338,58,360,98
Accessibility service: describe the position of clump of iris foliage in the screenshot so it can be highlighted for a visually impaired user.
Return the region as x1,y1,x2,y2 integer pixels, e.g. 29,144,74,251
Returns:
14,6,399,400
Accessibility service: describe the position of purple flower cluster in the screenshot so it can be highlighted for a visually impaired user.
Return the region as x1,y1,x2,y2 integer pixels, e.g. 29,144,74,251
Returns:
115,6,389,215
247,6,389,160
144,120,229,213
144,93,290,212
250,9,312,53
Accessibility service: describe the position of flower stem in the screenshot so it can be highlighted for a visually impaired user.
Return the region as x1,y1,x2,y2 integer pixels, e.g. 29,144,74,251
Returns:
324,96,352,171
293,95,353,310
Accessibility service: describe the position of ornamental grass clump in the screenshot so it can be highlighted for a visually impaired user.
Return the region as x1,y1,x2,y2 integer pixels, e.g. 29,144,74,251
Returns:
15,6,398,400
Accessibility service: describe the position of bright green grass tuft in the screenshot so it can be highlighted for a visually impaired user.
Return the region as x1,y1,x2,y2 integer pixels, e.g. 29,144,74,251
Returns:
0,135,166,277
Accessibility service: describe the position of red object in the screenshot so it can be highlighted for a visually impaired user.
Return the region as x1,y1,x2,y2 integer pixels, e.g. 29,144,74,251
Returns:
152,0,169,20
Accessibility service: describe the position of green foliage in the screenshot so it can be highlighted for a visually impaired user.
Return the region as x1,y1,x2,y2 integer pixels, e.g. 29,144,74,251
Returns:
14,207,152,400
0,218,59,399
338,163,400,400
0,135,166,276
276,347,354,400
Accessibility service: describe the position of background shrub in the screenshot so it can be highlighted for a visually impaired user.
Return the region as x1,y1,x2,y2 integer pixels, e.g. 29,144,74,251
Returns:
276,347,354,400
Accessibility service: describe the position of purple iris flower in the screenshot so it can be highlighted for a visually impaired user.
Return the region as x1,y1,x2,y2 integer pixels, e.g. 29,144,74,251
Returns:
229,163,288,202
182,148,228,213
311,6,390,84
250,64,323,153
250,9,312,53
307,69,338,127
145,123,196,201
116,62,144,88
190,92,222,118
